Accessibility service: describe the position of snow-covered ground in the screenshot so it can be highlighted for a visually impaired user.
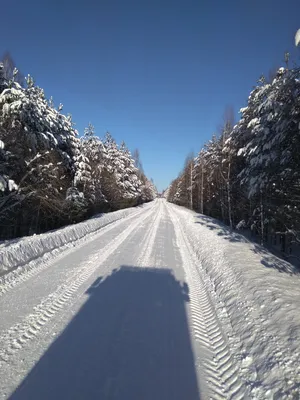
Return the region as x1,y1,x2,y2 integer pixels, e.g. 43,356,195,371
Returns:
0,199,299,399
170,204,300,399
0,202,152,279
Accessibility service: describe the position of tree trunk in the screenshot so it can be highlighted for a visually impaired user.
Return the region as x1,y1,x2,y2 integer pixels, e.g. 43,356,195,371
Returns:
190,162,193,210
227,162,233,230
200,165,204,214
260,191,264,246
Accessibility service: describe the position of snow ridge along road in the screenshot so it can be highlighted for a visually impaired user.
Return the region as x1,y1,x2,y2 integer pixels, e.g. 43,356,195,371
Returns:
0,199,299,399
0,203,153,294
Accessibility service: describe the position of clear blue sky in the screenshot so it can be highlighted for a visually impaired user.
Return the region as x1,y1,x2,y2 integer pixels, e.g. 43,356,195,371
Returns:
1,0,300,191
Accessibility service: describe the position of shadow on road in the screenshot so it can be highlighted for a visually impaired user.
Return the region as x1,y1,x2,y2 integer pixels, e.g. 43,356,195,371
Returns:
10,266,200,400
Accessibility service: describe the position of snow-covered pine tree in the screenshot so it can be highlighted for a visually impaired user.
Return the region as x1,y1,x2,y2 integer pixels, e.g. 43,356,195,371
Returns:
132,148,157,202
0,138,19,237
0,61,159,239
100,132,124,209
0,66,87,236
141,176,157,201
238,67,300,245
192,150,206,213
118,141,142,204
80,123,106,212
1,52,25,87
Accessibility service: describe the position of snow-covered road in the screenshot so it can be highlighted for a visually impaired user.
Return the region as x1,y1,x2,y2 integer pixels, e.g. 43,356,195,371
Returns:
0,200,299,399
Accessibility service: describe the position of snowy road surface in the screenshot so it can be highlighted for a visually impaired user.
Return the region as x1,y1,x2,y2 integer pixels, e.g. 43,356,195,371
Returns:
0,199,300,399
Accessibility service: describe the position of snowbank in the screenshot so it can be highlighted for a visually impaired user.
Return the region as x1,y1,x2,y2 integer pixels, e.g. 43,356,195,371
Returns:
170,204,300,398
0,204,150,276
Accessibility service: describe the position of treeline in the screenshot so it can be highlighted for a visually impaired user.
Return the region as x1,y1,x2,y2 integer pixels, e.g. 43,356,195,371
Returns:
0,56,156,240
166,63,300,256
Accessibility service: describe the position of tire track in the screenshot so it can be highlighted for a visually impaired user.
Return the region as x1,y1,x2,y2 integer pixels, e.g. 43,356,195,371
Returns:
0,205,155,367
137,199,163,268
168,205,249,400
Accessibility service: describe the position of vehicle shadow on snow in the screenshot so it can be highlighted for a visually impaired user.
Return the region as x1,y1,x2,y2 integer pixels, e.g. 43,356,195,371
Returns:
195,215,300,275
10,266,201,400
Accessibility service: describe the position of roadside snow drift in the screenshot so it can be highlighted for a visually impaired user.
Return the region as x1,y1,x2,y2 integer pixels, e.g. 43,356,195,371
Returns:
170,203,300,399
0,204,150,276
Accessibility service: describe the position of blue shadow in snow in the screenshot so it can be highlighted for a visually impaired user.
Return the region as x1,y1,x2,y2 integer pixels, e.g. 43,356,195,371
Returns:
10,266,200,400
